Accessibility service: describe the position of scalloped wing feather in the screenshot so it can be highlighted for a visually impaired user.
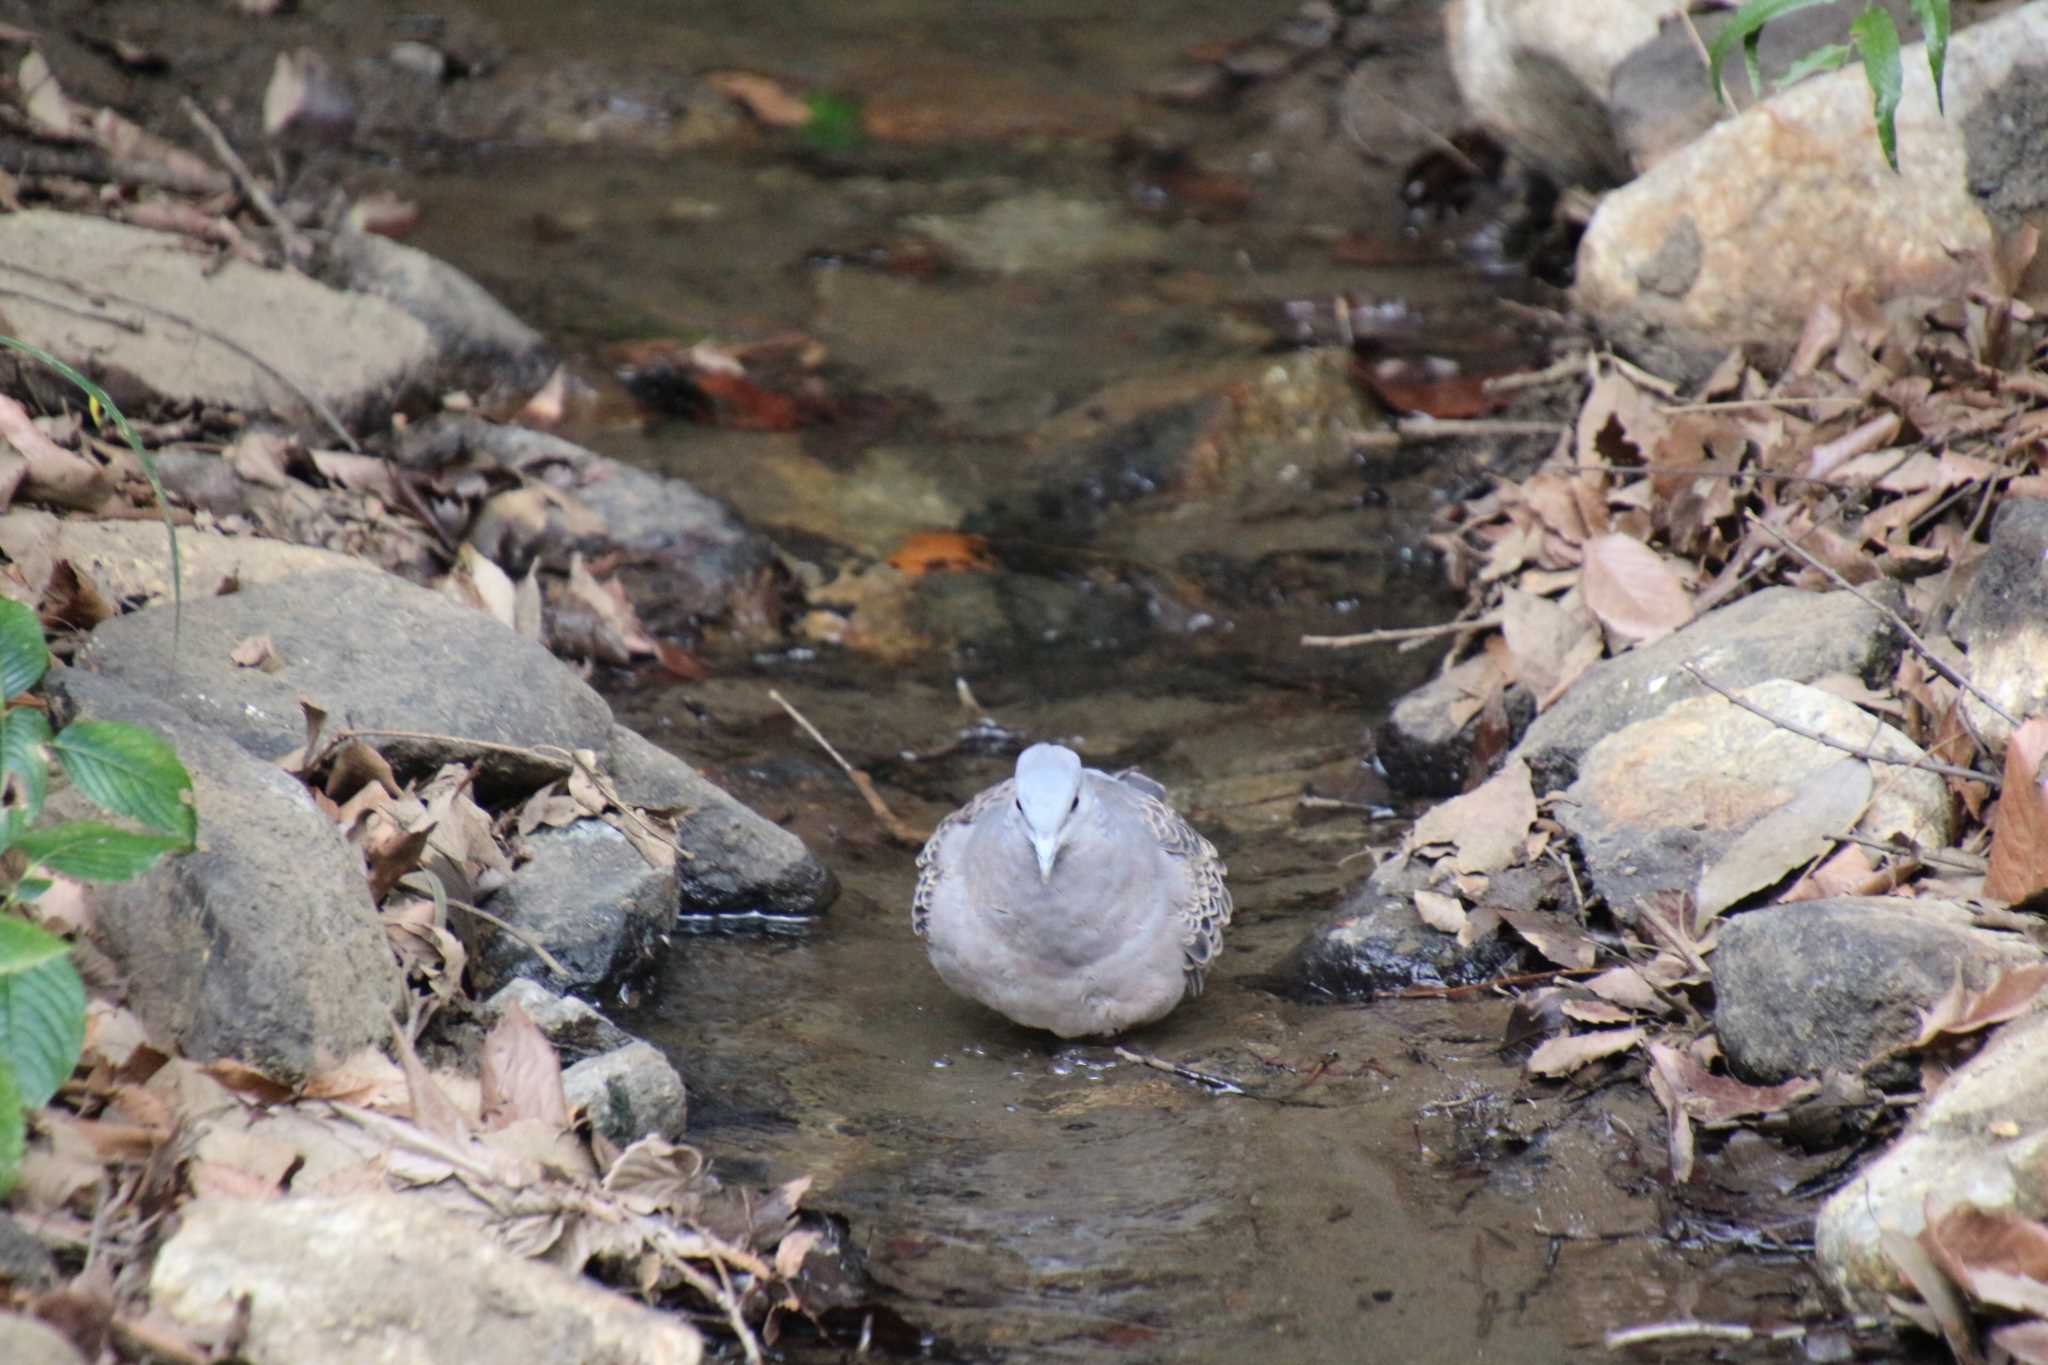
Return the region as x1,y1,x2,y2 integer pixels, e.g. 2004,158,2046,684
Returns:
1131,791,1233,992
911,779,1013,938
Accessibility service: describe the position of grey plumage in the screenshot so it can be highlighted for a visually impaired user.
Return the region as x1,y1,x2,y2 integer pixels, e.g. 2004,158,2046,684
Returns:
912,743,1232,1038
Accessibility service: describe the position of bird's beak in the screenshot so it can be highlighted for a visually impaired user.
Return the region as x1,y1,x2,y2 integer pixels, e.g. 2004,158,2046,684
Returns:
1033,835,1059,884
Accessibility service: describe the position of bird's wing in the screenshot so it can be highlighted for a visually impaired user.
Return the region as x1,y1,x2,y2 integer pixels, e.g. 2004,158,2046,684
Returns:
911,778,1013,938
1130,791,1233,991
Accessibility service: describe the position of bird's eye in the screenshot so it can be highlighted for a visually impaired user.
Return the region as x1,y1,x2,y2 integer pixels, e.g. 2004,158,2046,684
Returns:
1068,794,1079,813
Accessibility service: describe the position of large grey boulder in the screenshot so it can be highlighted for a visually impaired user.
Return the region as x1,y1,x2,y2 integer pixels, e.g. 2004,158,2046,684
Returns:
469,818,677,996
1715,899,2041,1083
1950,498,2048,750
1817,1012,2048,1315
606,725,837,916
0,211,435,431
1557,679,1950,918
75,569,613,791
1512,586,1900,794
46,668,404,1083
150,1197,704,1365
1574,5,2048,383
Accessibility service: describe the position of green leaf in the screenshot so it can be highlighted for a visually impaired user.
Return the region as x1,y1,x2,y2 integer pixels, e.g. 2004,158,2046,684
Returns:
16,822,187,882
52,721,195,845
0,600,47,702
800,92,865,154
1706,0,1835,105
0,949,84,1108
0,1060,22,1200
1851,7,1905,173
9,877,50,905
0,916,67,975
1775,42,1853,88
0,706,50,827
1909,0,1949,111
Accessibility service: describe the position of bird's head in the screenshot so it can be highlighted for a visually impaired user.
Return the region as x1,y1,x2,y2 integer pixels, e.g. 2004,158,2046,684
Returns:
1015,743,1084,884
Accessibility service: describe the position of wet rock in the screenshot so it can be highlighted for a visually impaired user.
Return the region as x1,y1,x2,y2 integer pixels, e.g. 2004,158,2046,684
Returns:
563,1041,688,1144
1575,6,2046,383
483,980,636,1060
45,668,404,1084
1949,498,2048,751
1280,855,1526,999
1556,680,1951,920
905,193,1168,275
606,725,838,916
1444,0,1675,185
75,569,613,793
398,415,778,628
318,229,555,405
1715,899,2041,1084
1817,1011,2048,1315
149,1196,704,1364
0,211,436,433
0,509,381,610
0,1213,59,1291
1377,656,1534,797
0,1315,84,1365
1513,586,1901,794
469,818,677,996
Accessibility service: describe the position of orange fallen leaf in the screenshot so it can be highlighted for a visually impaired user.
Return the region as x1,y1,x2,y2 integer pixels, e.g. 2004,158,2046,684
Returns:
885,530,995,577
1986,716,2048,904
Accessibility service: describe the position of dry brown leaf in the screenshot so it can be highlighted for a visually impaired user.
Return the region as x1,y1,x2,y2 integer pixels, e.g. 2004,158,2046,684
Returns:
1560,999,1636,1026
1498,587,1597,701
229,634,284,673
702,69,813,127
480,1001,570,1133
1912,963,2048,1047
1924,1206,2048,1319
224,431,295,489
443,542,517,631
1526,1026,1642,1079
1986,716,2048,904
1404,758,1535,876
0,394,108,508
1806,413,1901,480
1693,756,1873,921
1584,965,1663,1012
1413,889,1465,934
1580,532,1692,645
1497,908,1597,970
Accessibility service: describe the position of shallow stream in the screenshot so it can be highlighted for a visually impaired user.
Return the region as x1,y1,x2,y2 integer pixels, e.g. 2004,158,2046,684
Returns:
379,1,1839,1357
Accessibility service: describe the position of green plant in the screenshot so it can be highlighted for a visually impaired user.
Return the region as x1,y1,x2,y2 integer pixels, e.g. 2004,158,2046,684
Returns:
0,598,195,1196
1708,0,1950,173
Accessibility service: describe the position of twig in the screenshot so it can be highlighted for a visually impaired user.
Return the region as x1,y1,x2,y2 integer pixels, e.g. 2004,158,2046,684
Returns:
1837,832,1987,874
1391,967,1602,1000
1605,353,1683,398
1402,416,1569,438
1302,611,1503,649
1544,459,1908,492
401,878,573,978
1111,1046,1323,1106
1681,663,1997,789
1660,395,1863,413
0,133,231,195
1743,511,2021,730
767,688,930,846
1604,1319,1785,1349
179,97,310,264
0,284,145,333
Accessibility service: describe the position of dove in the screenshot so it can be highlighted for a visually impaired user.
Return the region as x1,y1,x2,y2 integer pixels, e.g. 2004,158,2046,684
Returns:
912,743,1231,1038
